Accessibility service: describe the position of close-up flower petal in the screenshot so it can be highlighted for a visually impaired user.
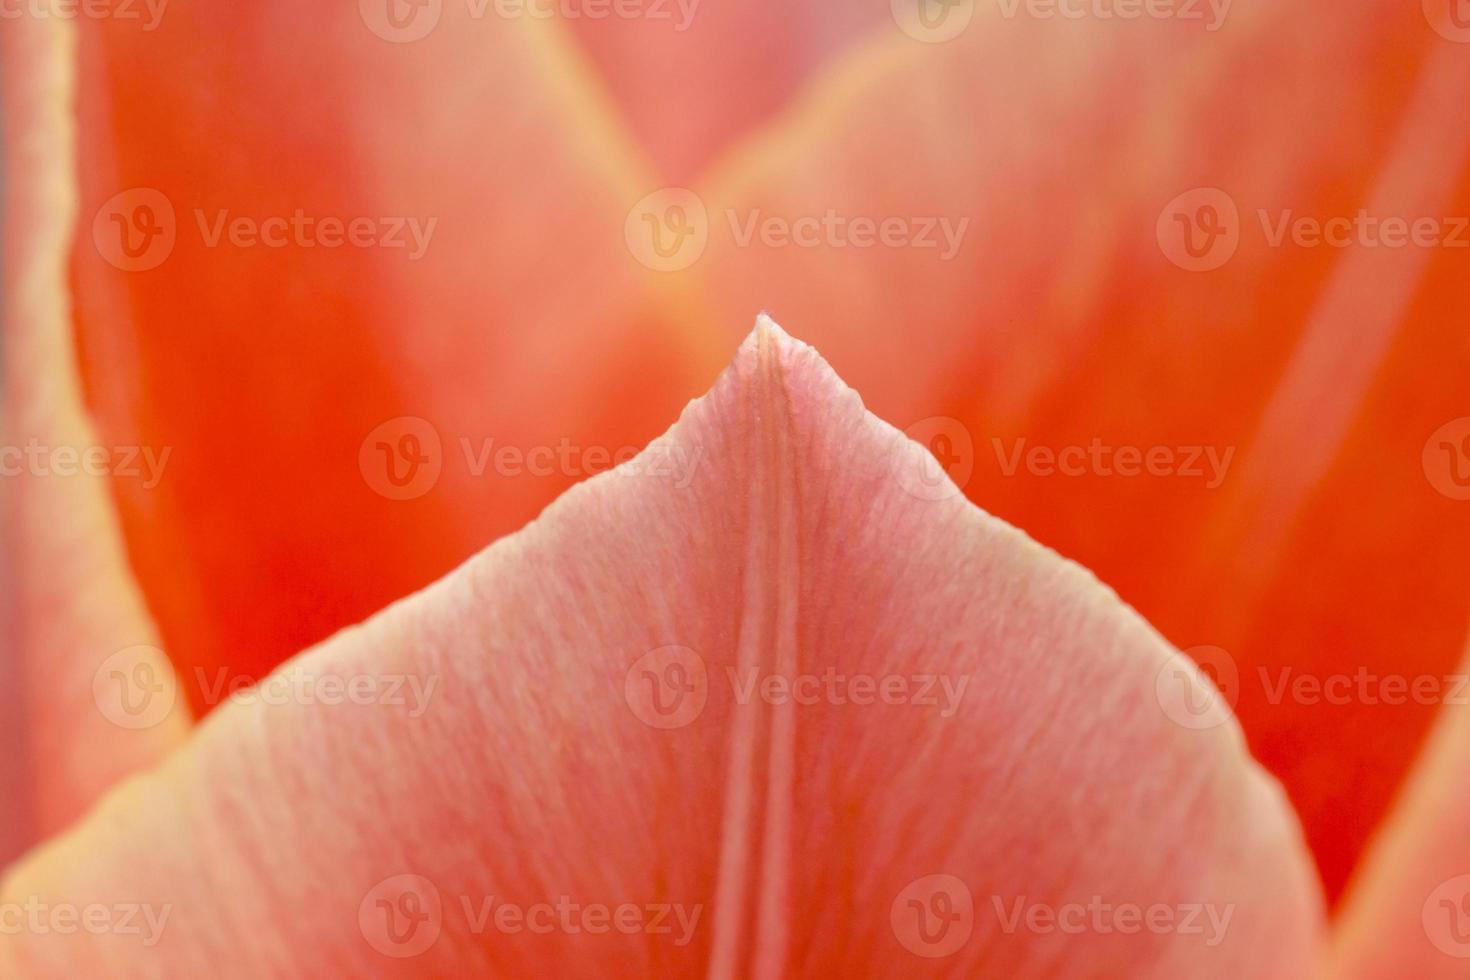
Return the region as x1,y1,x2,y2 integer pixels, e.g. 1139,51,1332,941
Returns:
1,14,186,869
0,322,1322,977
2,0,1467,975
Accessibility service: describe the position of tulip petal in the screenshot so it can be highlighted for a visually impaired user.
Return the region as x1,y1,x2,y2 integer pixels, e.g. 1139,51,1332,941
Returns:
561,1,894,180
1,17,187,866
685,0,1470,897
0,320,1320,976
1327,631,1470,979
70,4,717,713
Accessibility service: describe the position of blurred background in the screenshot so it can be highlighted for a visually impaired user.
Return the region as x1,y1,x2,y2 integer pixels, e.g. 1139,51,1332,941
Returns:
7,0,1470,906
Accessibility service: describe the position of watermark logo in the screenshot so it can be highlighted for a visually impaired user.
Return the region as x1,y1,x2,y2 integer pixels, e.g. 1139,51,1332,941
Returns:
891,874,974,958
1424,875,1470,957
992,895,1234,946
891,0,974,42
0,439,171,488
459,437,703,488
93,646,179,730
360,0,442,42
1423,417,1470,501
726,667,969,717
0,0,168,29
1424,0,1470,43
361,423,705,501
460,895,701,944
1157,188,1240,272
725,209,969,260
625,188,709,272
493,0,700,29
624,649,967,727
892,421,1234,495
94,188,177,272
1162,190,1470,270
1258,211,1470,250
1158,647,1470,716
95,189,436,268
992,437,1234,488
360,416,444,501
361,0,699,39
193,209,436,258
360,875,443,958
994,0,1230,30
624,646,709,729
1258,666,1470,707
1155,645,1239,730
625,188,969,270
895,417,975,501
0,898,171,946
193,666,438,717
359,878,701,956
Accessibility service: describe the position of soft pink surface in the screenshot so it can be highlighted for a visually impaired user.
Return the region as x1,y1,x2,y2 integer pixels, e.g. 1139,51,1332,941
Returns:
0,15,186,867
0,321,1321,977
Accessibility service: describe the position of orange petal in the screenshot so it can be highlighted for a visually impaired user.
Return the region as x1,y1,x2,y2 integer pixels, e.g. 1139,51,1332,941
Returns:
0,321,1321,976
1,17,186,866
562,1,893,181
71,3,714,714
1326,630,1470,978
683,1,1470,898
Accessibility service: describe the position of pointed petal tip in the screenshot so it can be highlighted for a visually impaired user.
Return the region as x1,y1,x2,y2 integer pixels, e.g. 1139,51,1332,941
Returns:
751,311,790,343
740,311,801,366
731,311,850,408
742,312,820,369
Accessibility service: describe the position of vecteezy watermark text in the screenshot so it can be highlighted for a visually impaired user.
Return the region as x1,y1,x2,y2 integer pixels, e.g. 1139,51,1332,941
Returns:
1155,644,1470,731
890,420,1236,502
459,437,703,488
473,0,698,28
0,898,171,947
93,189,437,272
623,646,972,729
360,0,701,43
194,666,438,718
0,0,167,29
360,416,707,501
358,875,701,959
194,210,436,260
992,437,1234,488
1258,210,1470,250
991,895,1234,947
0,440,171,489
724,209,969,261
624,188,971,272
1159,188,1470,271
459,895,701,945
1258,667,1470,707
725,666,969,718
996,0,1230,30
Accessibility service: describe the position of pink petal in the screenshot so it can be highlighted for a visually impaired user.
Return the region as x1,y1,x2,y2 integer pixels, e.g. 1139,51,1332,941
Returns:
1,17,187,866
686,0,1470,897
0,320,1321,976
